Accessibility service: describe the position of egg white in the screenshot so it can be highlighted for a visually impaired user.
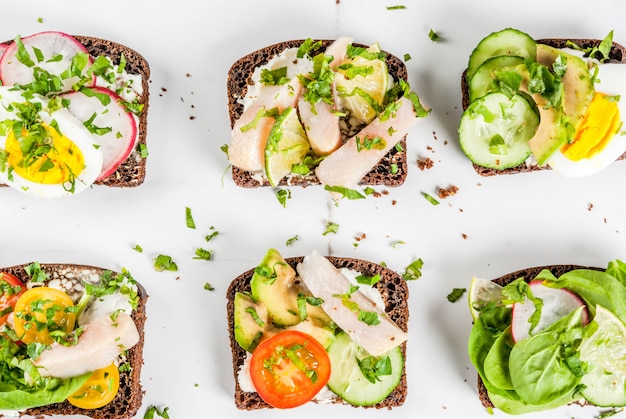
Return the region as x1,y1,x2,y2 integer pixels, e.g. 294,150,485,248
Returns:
0,87,103,197
547,63,626,177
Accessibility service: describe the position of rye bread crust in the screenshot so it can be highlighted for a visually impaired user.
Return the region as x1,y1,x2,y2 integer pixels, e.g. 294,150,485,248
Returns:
226,255,409,410
460,37,626,177
0,263,148,419
227,39,409,188
475,264,601,409
1,34,150,189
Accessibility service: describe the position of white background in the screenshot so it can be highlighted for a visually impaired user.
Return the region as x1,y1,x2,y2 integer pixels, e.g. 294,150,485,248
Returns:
2,0,626,418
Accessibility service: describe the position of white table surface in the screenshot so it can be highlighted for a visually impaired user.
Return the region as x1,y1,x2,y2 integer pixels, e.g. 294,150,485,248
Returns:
2,0,626,417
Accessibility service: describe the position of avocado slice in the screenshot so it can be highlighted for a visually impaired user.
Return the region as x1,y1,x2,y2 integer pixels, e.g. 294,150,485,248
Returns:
233,292,269,352
527,44,595,165
250,248,332,327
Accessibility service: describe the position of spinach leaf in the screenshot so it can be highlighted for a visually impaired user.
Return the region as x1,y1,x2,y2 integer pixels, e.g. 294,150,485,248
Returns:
483,326,514,390
0,372,91,410
509,307,585,405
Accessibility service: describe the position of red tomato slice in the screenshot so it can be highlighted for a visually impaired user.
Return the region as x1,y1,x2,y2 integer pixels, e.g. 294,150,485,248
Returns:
0,273,25,325
249,330,331,409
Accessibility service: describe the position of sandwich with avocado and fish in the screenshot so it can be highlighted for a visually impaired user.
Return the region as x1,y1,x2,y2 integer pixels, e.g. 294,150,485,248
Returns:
459,28,626,177
226,37,429,199
226,248,409,409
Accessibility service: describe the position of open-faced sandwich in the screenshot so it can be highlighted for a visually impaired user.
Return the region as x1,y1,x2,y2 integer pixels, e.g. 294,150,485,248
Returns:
226,248,409,409
0,262,147,418
0,31,150,197
459,28,626,177
226,37,429,199
468,260,626,414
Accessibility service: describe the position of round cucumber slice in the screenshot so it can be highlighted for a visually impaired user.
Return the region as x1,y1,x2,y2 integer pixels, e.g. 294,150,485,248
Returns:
326,332,403,406
467,28,536,80
580,367,626,407
469,55,525,102
458,92,539,170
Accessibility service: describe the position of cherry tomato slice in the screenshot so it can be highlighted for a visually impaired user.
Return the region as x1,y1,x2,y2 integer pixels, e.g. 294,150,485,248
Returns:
13,287,76,345
249,330,331,408
0,273,25,325
68,362,120,409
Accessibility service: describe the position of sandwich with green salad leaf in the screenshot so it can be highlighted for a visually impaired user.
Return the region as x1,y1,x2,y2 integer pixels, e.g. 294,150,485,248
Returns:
0,262,147,418
468,260,626,414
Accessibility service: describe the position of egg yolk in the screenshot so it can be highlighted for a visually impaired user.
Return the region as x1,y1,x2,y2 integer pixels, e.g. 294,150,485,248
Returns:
5,124,85,185
560,92,621,161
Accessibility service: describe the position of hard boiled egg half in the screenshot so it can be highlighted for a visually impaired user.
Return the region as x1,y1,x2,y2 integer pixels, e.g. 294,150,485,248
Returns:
0,87,102,197
547,62,626,176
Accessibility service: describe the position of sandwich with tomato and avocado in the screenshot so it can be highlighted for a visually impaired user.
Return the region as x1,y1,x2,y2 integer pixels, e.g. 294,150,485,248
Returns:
459,28,626,177
0,262,147,418
226,248,409,409
468,260,626,414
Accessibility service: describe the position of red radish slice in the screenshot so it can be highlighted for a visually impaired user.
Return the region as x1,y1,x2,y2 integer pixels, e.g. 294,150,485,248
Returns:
0,31,94,93
60,87,137,180
511,280,588,342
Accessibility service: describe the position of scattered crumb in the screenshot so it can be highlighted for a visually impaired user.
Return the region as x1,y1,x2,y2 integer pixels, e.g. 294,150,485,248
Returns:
382,190,389,196
417,157,434,171
189,116,196,120
462,233,468,240
186,73,191,77
355,233,367,242
161,87,168,92
437,185,459,199
588,203,594,211
391,199,397,206
426,146,435,153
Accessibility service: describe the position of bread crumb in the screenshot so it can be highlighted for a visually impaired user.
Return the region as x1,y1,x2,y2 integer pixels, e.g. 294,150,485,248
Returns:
462,233,468,240
588,203,594,211
417,157,434,171
355,233,367,242
391,199,397,206
437,185,459,199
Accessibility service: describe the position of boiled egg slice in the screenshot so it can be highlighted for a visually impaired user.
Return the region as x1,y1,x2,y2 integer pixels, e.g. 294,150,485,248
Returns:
547,63,626,177
0,88,103,197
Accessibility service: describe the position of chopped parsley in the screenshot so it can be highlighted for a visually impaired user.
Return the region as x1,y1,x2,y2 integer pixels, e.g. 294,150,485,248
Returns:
428,29,441,42
447,287,467,302
144,406,170,419
324,185,365,200
204,282,215,291
185,206,196,229
154,255,178,272
194,248,214,261
422,192,440,205
132,244,143,253
323,221,339,236
386,5,406,10
357,355,392,383
403,258,423,281
286,235,299,246
276,188,291,207
205,226,219,242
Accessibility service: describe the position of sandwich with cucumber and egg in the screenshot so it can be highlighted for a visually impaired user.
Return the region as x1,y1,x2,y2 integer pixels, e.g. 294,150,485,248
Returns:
468,260,626,414
0,262,147,418
459,28,626,177
226,37,429,198
0,31,150,197
226,248,409,409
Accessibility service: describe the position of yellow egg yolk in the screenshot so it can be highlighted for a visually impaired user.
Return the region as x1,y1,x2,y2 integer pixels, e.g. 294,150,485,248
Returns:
561,92,621,161
5,124,85,185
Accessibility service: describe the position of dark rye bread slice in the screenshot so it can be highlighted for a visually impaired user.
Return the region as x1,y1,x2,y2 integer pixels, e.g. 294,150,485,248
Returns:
475,264,601,409
226,255,409,410
227,39,409,188
0,262,148,419
460,37,626,176
1,34,150,188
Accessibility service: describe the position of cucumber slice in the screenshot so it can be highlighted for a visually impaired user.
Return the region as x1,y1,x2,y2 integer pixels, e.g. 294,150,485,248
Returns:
326,332,403,406
580,367,626,407
467,28,536,80
469,56,525,102
458,92,539,170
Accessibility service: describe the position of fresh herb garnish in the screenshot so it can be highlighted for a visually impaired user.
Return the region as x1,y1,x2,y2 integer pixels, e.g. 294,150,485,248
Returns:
322,221,339,236
403,258,423,281
154,255,178,272
447,287,466,302
422,192,440,205
185,206,196,229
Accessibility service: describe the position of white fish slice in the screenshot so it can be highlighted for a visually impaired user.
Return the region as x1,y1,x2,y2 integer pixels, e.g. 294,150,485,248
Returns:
34,312,139,378
296,250,407,356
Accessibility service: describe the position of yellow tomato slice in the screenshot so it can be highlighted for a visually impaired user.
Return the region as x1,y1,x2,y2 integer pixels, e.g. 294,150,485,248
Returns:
13,287,76,345
68,362,120,409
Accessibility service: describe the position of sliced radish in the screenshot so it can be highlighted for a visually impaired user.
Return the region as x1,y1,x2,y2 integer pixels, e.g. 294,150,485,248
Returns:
511,280,588,342
60,86,137,180
0,31,94,93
